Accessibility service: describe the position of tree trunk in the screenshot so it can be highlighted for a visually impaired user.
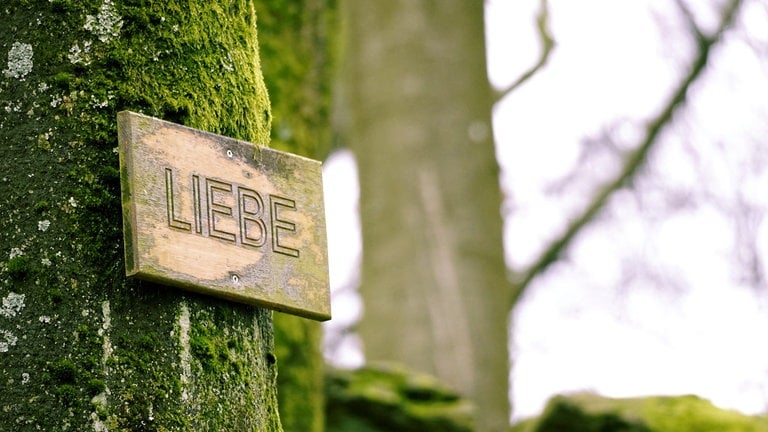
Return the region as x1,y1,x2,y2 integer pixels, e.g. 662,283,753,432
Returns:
257,1,337,431
339,0,511,430
0,1,281,430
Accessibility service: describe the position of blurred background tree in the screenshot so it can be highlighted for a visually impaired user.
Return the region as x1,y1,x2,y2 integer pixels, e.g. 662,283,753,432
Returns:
328,0,760,429
336,1,510,430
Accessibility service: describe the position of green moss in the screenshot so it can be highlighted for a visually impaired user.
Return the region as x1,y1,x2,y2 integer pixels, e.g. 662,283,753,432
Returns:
33,200,50,214
46,288,64,304
189,307,254,378
88,378,106,394
325,364,474,432
75,323,101,347
642,395,768,432
6,255,30,278
49,359,78,384
257,0,338,159
100,165,120,183
531,398,650,432
138,332,159,350
513,393,768,432
111,0,272,145
190,333,218,372
54,384,79,405
274,313,325,432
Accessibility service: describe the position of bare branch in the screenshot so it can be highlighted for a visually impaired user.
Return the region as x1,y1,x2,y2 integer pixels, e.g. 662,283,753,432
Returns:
674,0,706,43
508,0,744,308
493,0,555,103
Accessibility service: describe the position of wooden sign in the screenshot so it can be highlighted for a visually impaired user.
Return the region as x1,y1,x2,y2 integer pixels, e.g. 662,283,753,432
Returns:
117,111,330,321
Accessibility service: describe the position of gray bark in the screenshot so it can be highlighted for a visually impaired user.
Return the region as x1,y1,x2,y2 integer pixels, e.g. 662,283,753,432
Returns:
338,1,511,430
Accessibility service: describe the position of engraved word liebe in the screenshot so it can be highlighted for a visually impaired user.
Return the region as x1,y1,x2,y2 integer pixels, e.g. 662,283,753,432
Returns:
164,167,300,258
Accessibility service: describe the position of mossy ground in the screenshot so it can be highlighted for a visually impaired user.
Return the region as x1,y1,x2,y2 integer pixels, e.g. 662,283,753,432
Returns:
325,364,475,432
512,393,768,432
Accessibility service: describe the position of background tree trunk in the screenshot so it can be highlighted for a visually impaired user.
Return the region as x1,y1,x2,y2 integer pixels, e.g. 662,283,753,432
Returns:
338,1,511,430
257,1,337,431
0,1,282,430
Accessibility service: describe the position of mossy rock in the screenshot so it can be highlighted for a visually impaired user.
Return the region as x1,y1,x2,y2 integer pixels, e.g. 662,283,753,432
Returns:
325,363,474,432
512,393,768,432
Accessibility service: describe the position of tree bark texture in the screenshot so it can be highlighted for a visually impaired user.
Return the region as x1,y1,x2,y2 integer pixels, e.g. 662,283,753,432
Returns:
339,1,511,430
0,1,281,430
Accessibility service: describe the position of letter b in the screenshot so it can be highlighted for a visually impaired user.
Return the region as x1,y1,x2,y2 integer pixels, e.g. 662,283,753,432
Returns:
239,187,267,248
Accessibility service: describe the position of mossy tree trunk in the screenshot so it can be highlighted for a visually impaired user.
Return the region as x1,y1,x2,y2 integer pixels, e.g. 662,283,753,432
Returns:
0,1,287,430
339,1,511,430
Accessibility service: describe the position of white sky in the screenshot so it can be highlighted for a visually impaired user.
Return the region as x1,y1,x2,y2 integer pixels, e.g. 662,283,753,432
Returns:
323,0,768,422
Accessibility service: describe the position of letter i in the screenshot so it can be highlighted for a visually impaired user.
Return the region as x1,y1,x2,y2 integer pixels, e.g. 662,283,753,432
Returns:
192,174,202,234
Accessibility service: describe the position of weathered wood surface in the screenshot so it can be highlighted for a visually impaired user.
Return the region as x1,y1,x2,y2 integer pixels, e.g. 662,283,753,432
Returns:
118,111,330,321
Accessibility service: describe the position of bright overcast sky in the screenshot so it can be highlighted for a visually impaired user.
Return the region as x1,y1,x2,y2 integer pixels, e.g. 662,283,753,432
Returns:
323,0,768,421
487,0,768,419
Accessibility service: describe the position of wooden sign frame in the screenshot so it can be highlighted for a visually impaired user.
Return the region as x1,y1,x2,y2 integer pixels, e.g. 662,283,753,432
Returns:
117,111,330,321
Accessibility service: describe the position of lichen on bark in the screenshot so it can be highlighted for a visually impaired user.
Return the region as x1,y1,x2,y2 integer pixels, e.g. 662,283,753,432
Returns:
0,1,281,430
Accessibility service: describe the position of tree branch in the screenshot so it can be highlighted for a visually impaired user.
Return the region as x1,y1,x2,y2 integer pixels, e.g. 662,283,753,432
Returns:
508,0,744,308
494,0,555,104
674,0,706,43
